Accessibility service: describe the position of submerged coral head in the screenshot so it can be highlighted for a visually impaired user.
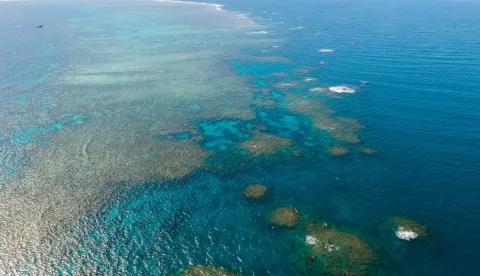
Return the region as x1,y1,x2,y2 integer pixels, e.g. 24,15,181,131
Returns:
269,207,300,228
305,224,377,276
243,184,268,199
241,133,292,157
328,146,349,156
360,147,377,155
391,217,429,240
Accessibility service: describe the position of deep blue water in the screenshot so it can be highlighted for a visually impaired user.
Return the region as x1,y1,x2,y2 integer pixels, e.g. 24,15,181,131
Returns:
1,0,479,275
216,0,480,274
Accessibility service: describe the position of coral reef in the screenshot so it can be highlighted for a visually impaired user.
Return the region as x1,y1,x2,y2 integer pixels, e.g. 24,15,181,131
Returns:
303,223,377,276
241,133,292,157
243,184,268,199
269,207,301,228
285,94,363,144
328,118,363,144
181,265,237,276
328,146,349,156
360,147,377,155
391,217,429,241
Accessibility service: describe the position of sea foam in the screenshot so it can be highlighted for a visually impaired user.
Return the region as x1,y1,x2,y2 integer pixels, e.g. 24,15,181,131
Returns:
318,48,335,53
329,85,356,93
249,30,269,34
310,87,327,92
395,227,419,241
156,0,224,11
306,235,317,245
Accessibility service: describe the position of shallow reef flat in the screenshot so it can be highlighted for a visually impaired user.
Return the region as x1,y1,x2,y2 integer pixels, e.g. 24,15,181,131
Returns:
241,132,292,157
284,93,362,144
0,116,212,272
0,1,275,273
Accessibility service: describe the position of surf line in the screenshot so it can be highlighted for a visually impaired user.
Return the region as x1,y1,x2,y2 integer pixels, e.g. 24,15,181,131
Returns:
156,0,225,12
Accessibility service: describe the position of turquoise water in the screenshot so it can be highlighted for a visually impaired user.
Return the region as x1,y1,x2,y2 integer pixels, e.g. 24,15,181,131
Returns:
1,0,479,275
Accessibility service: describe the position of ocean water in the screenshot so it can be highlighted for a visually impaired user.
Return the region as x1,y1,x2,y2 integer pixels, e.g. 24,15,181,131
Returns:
0,0,479,275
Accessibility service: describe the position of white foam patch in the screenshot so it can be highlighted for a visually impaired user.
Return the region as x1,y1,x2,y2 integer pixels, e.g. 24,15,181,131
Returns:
156,0,224,11
329,85,356,93
310,87,327,92
318,48,335,53
395,227,418,241
249,30,269,34
305,77,317,82
306,235,317,245
289,26,304,30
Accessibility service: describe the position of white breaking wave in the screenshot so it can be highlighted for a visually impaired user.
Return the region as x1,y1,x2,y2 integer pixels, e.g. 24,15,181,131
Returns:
329,85,356,93
156,0,224,11
395,227,418,241
306,235,317,245
318,48,335,53
310,87,327,92
249,30,269,34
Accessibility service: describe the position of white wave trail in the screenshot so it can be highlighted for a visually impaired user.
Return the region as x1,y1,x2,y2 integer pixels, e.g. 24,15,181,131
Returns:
156,0,224,11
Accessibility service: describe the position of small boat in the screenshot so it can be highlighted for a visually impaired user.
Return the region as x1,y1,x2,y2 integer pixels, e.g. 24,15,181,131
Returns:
36,25,43,28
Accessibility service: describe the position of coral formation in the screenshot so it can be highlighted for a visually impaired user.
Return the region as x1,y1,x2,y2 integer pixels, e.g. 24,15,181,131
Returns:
360,147,377,155
391,217,429,241
182,265,237,276
243,184,268,199
269,207,301,228
328,146,349,156
241,133,292,157
285,94,363,144
303,223,377,276
328,118,363,144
